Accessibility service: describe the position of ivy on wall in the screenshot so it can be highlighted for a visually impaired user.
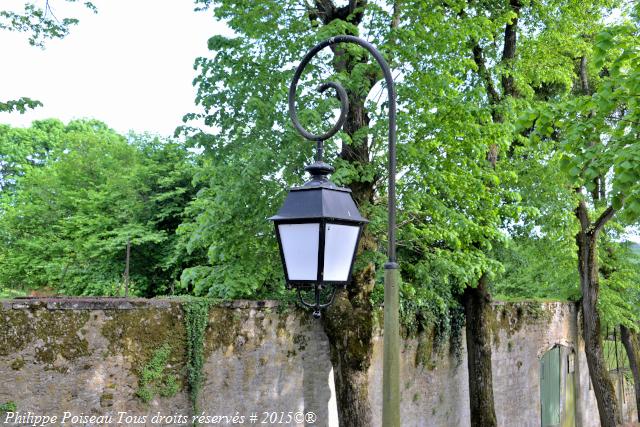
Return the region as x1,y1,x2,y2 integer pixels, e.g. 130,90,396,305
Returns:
136,344,180,403
183,298,212,409
0,401,16,414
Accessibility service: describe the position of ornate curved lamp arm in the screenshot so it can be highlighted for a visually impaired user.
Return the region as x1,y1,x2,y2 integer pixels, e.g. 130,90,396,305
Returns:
288,35,397,264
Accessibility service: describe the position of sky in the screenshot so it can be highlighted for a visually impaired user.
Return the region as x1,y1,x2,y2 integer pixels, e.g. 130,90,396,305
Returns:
0,0,230,137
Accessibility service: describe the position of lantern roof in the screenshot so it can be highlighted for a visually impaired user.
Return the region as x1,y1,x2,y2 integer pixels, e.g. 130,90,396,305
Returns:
269,162,368,223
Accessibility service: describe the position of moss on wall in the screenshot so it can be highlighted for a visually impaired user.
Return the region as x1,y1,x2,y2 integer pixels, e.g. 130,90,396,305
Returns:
491,302,553,347
0,306,90,369
0,310,31,356
414,328,438,370
100,304,187,388
204,307,245,357
10,357,24,370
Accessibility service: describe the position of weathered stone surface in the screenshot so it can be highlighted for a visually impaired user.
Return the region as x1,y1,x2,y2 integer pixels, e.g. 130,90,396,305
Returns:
366,301,638,427
0,298,637,426
0,299,191,426
198,306,333,427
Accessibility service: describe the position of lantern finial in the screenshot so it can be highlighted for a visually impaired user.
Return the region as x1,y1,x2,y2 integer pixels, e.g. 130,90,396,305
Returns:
303,161,334,187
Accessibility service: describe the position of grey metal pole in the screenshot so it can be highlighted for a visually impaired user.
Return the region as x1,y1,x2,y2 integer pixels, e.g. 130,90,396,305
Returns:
288,35,399,427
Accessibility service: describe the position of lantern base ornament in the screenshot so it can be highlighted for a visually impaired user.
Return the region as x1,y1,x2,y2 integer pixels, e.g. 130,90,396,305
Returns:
297,284,338,318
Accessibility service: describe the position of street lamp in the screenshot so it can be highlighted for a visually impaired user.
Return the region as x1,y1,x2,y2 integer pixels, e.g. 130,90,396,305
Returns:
269,160,368,318
271,35,400,426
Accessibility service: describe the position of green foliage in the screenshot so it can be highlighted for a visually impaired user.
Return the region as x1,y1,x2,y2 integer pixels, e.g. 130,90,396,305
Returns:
177,0,634,338
1,2,637,361
493,237,579,301
0,1,97,48
183,297,212,409
136,344,180,403
0,287,27,299
0,401,16,413
0,120,204,296
1,1,97,114
0,97,42,114
522,8,640,328
599,240,640,328
528,18,640,219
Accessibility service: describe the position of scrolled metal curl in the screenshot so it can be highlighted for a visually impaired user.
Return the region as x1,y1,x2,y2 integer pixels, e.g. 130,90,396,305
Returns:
288,35,398,263
288,80,348,144
288,43,349,145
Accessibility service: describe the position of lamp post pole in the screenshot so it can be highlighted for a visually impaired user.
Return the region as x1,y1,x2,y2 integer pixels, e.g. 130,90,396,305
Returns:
288,35,399,427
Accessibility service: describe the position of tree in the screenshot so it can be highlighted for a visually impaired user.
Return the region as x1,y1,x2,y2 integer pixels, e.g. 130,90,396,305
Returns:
182,2,390,423
397,0,616,423
522,8,640,423
0,120,202,296
0,1,97,113
0,119,66,194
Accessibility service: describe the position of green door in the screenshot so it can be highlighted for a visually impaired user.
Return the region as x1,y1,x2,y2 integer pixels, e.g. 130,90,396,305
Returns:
540,346,561,427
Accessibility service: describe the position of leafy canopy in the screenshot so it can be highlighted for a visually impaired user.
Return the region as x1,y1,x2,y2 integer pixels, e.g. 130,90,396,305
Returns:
0,119,202,296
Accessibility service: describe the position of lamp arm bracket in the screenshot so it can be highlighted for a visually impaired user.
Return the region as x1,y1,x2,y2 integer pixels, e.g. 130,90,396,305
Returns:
288,35,398,263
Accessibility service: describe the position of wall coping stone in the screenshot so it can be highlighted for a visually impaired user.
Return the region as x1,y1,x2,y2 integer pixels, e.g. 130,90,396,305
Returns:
0,297,282,311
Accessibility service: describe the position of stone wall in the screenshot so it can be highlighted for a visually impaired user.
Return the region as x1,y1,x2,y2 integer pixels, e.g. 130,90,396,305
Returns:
0,298,637,426
367,301,638,426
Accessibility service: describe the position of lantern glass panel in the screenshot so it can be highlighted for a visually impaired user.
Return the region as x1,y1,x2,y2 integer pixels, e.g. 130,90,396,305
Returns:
323,223,360,281
278,223,320,280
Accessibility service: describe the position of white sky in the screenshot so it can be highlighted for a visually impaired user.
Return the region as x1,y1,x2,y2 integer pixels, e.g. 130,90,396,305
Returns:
0,0,230,136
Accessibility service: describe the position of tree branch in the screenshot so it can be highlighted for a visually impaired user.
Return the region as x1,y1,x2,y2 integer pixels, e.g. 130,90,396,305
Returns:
591,205,616,236
456,2,501,106
313,0,336,24
391,0,400,30
575,189,591,231
472,45,501,105
501,0,521,97
579,55,591,95
315,0,366,25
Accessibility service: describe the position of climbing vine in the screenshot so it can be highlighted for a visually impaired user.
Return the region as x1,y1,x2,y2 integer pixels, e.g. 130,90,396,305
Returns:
0,401,16,414
449,305,465,365
136,344,179,403
183,297,212,409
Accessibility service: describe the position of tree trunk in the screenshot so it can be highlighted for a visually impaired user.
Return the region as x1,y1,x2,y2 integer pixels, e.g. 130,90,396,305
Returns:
329,355,372,426
577,226,621,426
621,325,640,422
307,3,379,425
323,264,376,427
460,0,523,418
462,274,498,427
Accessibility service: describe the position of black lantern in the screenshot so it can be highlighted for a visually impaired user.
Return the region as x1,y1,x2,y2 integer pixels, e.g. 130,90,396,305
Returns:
270,161,367,317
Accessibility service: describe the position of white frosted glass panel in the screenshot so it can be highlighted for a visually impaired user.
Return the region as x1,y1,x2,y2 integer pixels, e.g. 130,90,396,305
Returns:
323,223,360,281
279,223,319,280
